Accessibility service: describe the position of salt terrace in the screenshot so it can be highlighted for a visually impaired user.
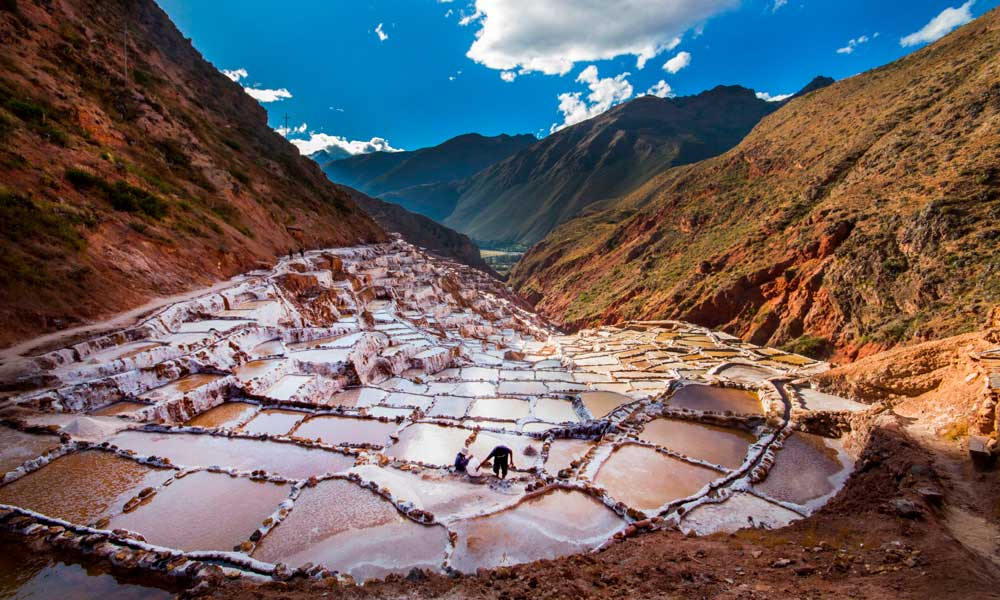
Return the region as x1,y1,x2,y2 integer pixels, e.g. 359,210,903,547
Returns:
0,239,869,585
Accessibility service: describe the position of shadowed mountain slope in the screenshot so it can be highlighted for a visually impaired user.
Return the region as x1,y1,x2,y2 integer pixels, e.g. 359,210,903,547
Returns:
0,0,385,346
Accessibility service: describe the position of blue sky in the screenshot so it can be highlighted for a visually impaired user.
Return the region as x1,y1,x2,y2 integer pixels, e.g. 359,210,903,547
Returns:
156,0,997,154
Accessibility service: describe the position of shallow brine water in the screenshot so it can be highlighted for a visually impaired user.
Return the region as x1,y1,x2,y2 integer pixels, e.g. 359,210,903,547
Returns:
0,451,172,525
667,384,762,415
252,479,449,580
594,444,721,511
755,432,852,509
638,419,755,469
108,431,355,478
185,402,257,429
239,409,305,436
448,489,623,572
109,470,288,552
0,428,61,474
292,416,398,446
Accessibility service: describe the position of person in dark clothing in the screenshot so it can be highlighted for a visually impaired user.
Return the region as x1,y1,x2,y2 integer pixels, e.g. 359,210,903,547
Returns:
288,249,293,260
299,248,304,258
479,445,515,479
454,448,472,474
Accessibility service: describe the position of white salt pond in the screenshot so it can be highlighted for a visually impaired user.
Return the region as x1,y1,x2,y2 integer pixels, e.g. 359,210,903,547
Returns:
0,240,860,584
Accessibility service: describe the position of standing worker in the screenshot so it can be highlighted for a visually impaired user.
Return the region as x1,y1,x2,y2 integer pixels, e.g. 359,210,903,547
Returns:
478,445,515,480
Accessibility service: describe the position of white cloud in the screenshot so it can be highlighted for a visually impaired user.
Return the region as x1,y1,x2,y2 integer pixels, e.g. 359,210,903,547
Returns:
275,122,308,137
901,1,974,47
222,68,248,82
288,134,402,156
244,87,293,102
836,33,878,54
220,67,292,103
755,91,793,102
645,80,673,98
662,51,692,73
375,22,389,42
551,65,633,133
500,70,517,82
461,0,734,76
771,0,788,11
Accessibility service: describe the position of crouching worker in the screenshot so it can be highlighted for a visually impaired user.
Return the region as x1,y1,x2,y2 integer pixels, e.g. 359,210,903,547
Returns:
454,447,472,474
479,445,515,480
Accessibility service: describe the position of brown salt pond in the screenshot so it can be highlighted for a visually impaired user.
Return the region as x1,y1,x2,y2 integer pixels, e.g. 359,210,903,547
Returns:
755,432,851,508
533,398,579,423
109,431,355,479
292,416,398,446
0,427,61,474
667,384,762,415
544,438,593,475
594,444,721,511
185,402,258,429
467,398,530,420
449,489,623,573
578,391,632,418
108,470,288,552
0,538,174,600
252,479,448,580
385,424,472,465
468,431,540,469
239,409,306,436
88,402,149,417
638,419,755,469
140,374,224,402
234,359,283,381
0,451,172,525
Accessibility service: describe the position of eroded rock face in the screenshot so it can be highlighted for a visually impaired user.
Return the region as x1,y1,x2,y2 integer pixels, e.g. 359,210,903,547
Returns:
0,240,866,584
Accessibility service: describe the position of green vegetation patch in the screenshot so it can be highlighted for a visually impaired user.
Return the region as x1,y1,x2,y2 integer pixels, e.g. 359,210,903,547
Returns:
65,167,168,219
782,335,833,360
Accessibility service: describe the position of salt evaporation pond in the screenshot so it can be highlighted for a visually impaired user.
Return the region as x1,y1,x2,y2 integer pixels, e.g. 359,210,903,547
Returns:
0,240,861,586
0,539,174,600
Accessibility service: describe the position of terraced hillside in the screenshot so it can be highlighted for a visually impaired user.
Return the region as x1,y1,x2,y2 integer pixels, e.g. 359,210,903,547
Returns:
0,0,384,346
512,8,1000,361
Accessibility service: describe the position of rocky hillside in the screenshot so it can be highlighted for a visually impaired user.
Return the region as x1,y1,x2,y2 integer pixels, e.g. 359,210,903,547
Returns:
317,133,535,221
339,186,496,275
0,0,384,347
512,8,1000,361
444,86,785,245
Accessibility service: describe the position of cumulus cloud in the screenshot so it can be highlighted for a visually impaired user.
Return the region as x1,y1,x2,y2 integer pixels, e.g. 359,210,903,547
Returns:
288,134,402,156
221,67,293,103
755,91,792,102
836,32,878,54
275,122,308,137
662,51,692,73
645,80,674,98
901,1,974,47
500,70,517,82
551,65,633,133
222,68,248,82
375,22,389,41
461,0,734,76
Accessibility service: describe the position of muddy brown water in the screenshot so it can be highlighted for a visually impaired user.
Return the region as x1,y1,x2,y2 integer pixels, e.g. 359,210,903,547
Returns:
638,419,755,469
579,390,633,418
140,374,224,402
667,384,763,415
594,444,721,511
0,451,172,525
755,432,849,507
88,402,149,417
252,479,449,580
292,416,398,446
239,409,306,436
0,428,61,474
0,538,174,599
108,431,355,479
185,402,257,429
108,470,288,552
448,489,623,572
